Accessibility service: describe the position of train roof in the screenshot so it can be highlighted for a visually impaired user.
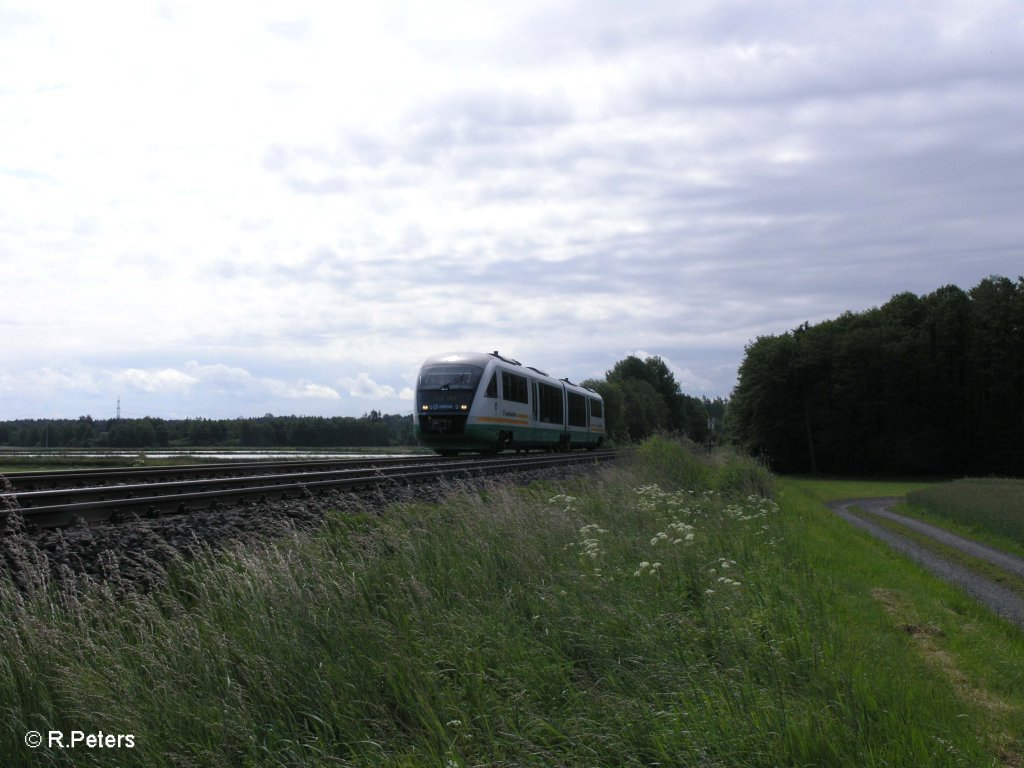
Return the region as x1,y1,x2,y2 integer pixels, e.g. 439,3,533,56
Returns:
419,352,601,398
419,351,500,368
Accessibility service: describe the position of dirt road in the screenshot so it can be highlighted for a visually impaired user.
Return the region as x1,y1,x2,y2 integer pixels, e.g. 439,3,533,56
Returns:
828,497,1024,628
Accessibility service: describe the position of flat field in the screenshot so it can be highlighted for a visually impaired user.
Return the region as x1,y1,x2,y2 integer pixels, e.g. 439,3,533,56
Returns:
907,478,1024,554
1,442,1021,766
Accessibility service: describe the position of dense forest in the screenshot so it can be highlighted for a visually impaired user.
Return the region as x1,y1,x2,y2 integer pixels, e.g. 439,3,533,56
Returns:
0,357,721,450
729,275,1024,475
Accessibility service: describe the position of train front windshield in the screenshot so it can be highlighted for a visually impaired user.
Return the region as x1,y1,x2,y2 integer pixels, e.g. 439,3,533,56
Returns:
418,365,484,391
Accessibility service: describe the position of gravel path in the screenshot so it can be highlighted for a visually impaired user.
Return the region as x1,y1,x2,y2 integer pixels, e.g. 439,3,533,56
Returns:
828,497,1024,628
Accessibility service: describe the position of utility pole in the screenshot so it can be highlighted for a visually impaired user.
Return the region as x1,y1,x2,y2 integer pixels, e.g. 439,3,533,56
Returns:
116,395,121,422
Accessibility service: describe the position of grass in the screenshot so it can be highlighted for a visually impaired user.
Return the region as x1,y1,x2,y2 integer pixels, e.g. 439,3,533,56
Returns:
788,476,936,502
0,440,1020,765
906,479,1024,555
0,454,232,473
858,507,1024,597
788,477,1024,763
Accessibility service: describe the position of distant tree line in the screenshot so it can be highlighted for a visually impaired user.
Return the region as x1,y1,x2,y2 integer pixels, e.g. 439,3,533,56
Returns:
729,275,1024,475
0,412,415,450
583,356,726,446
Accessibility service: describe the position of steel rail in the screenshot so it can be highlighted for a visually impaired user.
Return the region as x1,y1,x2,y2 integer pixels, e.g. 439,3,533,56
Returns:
0,450,619,530
0,454,465,491
10,456,541,506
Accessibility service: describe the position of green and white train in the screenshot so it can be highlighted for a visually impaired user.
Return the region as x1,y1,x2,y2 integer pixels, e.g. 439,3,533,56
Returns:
414,351,606,454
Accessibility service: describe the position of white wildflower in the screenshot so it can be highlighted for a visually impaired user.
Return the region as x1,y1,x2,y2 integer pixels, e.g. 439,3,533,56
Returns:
575,523,608,561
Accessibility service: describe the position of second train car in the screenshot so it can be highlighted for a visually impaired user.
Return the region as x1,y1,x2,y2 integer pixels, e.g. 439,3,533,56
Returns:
414,351,605,454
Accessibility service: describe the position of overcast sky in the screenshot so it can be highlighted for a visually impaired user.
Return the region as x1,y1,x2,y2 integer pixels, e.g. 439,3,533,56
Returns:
2,0,1022,420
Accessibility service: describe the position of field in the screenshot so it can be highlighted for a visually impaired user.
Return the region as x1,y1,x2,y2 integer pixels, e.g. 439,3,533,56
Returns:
1,440,1022,766
907,478,1024,554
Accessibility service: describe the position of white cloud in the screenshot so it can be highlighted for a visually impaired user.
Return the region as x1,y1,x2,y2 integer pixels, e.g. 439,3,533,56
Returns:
182,362,257,391
340,373,398,399
111,363,342,401
0,368,100,395
273,382,341,400
114,368,199,395
630,350,716,394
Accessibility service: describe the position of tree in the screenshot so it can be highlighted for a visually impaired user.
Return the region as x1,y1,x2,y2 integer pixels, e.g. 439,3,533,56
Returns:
603,355,709,442
729,275,1024,475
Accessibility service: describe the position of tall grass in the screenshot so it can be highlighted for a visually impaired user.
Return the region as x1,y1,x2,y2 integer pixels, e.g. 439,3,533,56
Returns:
908,478,1024,547
0,440,994,766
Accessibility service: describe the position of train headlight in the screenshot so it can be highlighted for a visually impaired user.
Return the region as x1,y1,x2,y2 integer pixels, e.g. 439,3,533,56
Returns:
421,404,429,411
460,404,468,411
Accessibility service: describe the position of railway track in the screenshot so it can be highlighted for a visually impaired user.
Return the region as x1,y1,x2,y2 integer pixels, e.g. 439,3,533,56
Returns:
1,450,619,530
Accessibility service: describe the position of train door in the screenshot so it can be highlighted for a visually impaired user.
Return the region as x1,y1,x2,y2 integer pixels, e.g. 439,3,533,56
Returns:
589,396,605,446
499,369,530,447
484,370,499,417
560,382,570,449
566,390,588,447
531,380,540,445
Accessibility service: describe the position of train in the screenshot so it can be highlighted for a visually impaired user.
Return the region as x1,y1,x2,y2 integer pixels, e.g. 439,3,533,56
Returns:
413,351,605,454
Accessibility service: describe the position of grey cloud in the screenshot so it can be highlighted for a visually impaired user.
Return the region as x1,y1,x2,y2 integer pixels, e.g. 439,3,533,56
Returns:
242,33,1024,383
244,2,1024,404
612,8,1024,114
416,88,575,133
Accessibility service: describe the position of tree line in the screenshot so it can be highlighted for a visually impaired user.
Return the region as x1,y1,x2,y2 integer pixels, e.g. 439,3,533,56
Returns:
0,412,415,450
729,275,1024,475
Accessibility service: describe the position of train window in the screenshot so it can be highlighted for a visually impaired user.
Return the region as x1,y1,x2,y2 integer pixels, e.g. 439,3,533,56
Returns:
502,372,529,404
568,392,588,427
419,365,483,390
484,373,497,398
538,383,563,423
589,398,603,418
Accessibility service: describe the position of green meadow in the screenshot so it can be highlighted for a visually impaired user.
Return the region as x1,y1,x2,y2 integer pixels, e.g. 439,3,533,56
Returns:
905,478,1024,557
1,440,1021,766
